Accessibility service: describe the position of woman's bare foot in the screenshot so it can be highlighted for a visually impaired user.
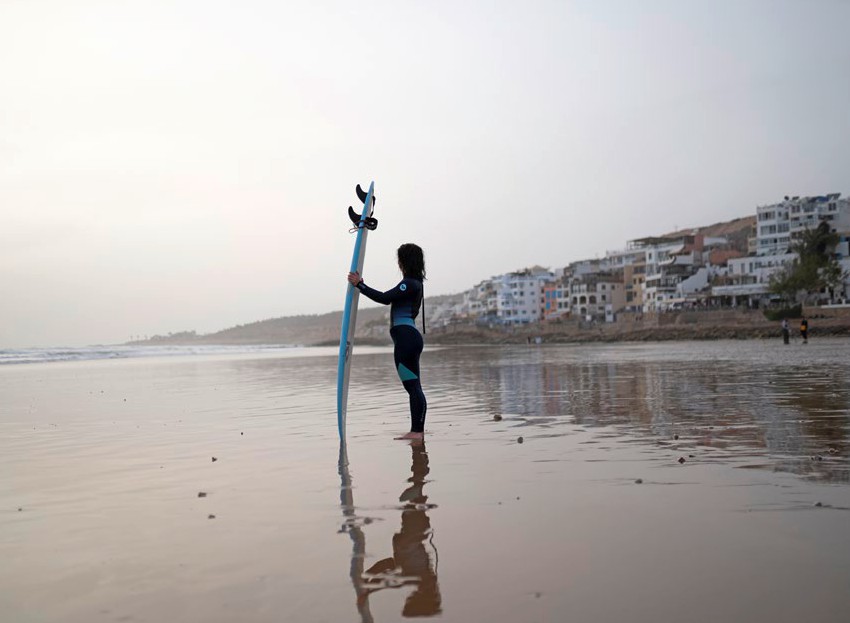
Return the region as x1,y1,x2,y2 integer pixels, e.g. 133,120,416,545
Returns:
394,432,424,441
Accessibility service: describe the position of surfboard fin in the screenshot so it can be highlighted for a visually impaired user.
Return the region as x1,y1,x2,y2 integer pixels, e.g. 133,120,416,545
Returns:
356,184,376,211
348,206,378,230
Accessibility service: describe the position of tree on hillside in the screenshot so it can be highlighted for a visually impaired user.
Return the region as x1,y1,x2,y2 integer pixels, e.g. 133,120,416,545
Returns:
769,221,847,303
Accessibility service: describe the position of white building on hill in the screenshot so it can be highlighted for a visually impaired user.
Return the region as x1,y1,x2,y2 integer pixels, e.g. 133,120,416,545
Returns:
716,194,850,304
757,194,850,255
460,266,555,325
602,243,646,272
495,266,555,324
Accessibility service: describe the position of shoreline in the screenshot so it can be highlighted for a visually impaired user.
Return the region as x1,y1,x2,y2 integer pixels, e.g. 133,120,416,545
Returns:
121,307,850,349
426,324,850,345
427,307,850,345
118,325,850,349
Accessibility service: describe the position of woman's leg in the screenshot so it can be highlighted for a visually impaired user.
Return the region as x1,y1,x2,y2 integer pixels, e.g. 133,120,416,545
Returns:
392,327,427,434
404,378,427,433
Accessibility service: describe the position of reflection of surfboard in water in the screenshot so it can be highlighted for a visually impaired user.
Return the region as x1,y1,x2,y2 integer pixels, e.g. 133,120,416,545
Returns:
338,440,375,623
337,181,376,439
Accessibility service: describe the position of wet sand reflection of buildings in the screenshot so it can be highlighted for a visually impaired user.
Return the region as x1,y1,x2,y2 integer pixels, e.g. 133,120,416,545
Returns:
427,348,850,482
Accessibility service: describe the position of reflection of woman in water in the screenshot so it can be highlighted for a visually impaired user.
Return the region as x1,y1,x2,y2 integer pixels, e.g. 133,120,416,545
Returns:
347,243,428,441
362,441,442,617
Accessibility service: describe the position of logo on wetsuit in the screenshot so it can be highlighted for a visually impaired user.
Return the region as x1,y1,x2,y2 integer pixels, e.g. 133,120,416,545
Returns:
400,283,407,291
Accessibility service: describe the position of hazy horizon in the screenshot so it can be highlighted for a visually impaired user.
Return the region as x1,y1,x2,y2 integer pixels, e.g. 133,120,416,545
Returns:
3,0,849,348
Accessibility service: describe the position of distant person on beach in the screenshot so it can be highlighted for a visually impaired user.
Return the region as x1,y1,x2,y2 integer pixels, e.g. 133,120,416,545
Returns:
348,243,427,441
800,317,809,344
781,318,790,344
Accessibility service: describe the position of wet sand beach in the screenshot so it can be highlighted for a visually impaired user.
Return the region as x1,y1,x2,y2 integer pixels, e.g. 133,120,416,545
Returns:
2,341,850,622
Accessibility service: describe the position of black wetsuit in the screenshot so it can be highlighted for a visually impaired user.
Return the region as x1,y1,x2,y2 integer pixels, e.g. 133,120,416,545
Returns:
356,277,427,433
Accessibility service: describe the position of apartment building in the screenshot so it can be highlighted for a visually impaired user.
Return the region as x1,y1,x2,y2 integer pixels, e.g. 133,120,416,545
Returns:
716,194,850,304
569,271,626,320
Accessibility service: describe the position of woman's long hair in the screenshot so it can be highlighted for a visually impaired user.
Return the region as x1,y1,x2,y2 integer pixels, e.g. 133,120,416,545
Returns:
397,243,426,281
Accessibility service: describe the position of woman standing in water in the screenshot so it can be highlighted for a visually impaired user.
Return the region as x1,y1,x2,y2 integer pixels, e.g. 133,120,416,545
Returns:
347,243,427,440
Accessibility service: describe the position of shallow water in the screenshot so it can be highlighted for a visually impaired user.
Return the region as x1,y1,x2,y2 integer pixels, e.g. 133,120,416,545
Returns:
2,340,849,622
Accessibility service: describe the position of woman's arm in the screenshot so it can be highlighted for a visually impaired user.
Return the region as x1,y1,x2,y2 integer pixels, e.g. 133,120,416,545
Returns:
347,272,407,305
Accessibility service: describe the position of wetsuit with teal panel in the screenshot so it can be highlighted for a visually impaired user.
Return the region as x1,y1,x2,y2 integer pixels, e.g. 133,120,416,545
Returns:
355,277,427,433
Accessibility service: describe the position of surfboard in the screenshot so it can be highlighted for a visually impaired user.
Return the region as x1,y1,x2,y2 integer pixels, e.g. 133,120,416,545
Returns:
338,439,374,621
337,181,376,439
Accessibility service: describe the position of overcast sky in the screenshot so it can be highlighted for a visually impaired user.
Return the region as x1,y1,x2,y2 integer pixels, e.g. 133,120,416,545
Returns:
2,0,849,347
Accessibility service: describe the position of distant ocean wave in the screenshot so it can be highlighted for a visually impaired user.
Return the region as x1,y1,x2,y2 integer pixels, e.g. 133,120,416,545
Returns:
0,344,305,365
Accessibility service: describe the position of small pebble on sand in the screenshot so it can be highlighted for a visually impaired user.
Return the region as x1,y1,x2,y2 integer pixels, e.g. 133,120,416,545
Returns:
198,492,207,498
815,502,823,507
673,434,679,440
494,414,503,421
211,457,218,462
635,478,643,484
678,457,686,464
208,514,216,519
517,436,524,444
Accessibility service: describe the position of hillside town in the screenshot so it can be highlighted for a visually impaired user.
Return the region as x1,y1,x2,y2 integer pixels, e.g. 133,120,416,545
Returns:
136,193,850,346
425,193,850,330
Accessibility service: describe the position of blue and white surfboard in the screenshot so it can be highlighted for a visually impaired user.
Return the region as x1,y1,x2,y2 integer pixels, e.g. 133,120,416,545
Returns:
337,181,375,439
